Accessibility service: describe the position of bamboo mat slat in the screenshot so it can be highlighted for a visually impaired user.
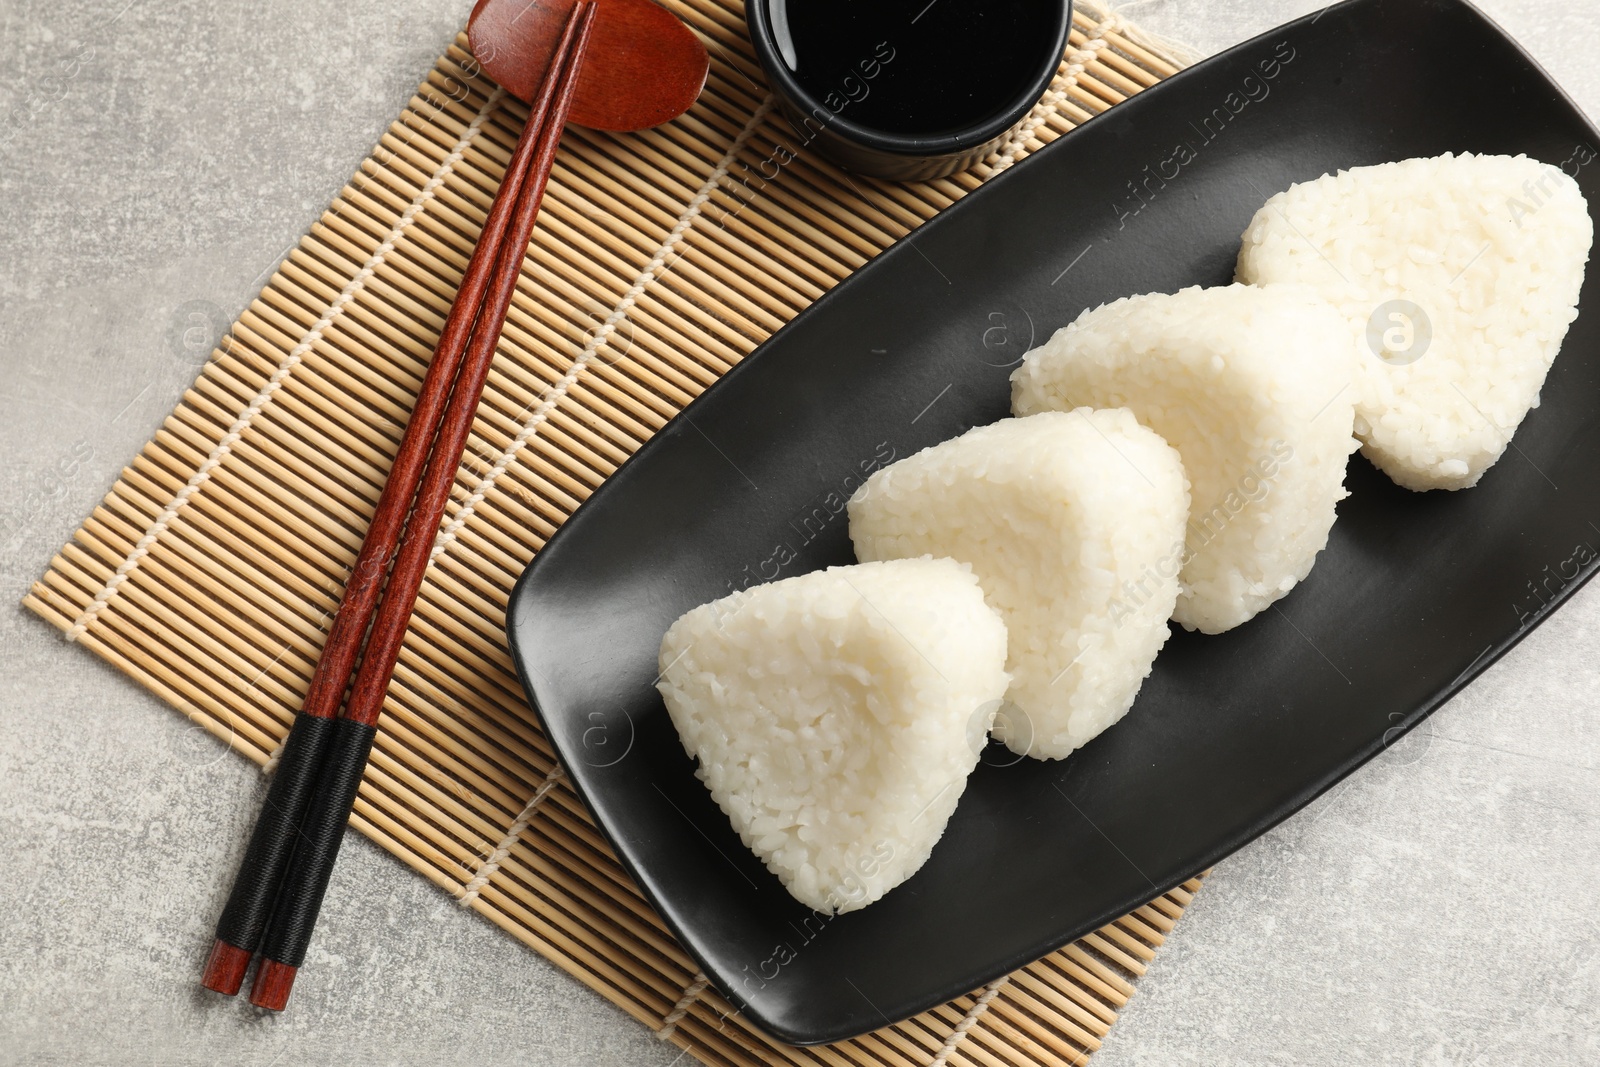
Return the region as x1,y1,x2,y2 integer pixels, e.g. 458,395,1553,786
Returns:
26,2,1206,1063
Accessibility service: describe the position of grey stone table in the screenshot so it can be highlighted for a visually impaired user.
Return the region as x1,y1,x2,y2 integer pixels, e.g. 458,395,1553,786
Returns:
1,1,1595,1064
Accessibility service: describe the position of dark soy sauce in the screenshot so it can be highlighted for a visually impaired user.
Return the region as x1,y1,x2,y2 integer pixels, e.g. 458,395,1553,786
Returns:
768,0,1058,136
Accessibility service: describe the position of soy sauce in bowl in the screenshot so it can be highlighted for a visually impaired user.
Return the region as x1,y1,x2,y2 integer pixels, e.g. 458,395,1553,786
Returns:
750,0,1072,180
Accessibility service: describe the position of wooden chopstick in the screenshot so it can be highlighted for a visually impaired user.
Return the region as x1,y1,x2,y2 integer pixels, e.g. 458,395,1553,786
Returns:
200,0,593,1001
242,0,599,1012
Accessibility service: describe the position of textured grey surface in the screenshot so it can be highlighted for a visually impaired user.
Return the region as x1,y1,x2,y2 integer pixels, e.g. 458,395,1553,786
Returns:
0,0,1596,1064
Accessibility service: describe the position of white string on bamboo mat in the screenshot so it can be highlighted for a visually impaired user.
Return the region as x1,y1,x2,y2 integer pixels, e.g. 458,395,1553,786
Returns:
929,977,1011,1067
456,763,566,906
988,0,1202,176
426,93,781,565
64,86,510,644
655,972,711,1040
988,12,1121,174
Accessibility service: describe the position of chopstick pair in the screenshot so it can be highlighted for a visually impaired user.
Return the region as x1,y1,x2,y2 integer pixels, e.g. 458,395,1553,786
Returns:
200,0,598,1011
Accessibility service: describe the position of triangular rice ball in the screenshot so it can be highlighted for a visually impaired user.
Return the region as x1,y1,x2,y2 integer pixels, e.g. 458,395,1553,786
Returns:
1012,284,1358,633
849,410,1189,760
657,558,1009,913
1237,152,1593,490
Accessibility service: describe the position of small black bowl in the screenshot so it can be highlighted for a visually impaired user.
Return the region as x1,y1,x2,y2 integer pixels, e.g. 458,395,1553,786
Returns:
747,0,1074,181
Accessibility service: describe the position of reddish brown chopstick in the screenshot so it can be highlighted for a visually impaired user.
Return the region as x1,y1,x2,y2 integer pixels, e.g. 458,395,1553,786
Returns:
245,0,598,1012
200,2,593,999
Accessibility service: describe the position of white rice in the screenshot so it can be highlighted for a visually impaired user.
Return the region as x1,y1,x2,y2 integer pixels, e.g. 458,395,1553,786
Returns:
656,557,1009,914
1236,152,1592,490
1012,284,1358,633
848,410,1188,760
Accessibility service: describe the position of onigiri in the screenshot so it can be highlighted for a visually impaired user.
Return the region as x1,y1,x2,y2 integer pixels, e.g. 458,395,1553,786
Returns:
1236,152,1592,490
848,410,1188,760
1012,284,1358,633
656,558,1009,913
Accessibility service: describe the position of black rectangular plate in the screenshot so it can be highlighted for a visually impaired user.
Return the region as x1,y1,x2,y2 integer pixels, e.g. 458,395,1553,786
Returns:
506,0,1600,1044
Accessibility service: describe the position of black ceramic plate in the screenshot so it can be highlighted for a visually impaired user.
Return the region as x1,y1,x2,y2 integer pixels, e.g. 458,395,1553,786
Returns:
507,0,1600,1044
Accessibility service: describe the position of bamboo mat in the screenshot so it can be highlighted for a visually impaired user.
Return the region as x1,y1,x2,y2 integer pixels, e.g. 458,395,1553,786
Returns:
27,2,1205,1062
